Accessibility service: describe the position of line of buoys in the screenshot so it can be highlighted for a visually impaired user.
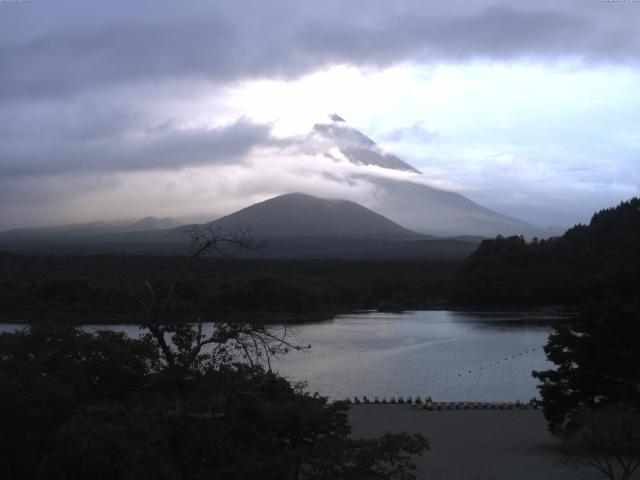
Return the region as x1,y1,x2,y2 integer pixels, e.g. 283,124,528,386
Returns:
421,400,538,411
455,347,540,378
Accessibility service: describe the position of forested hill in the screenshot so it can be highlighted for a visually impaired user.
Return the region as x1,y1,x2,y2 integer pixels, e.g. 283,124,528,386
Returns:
452,198,640,306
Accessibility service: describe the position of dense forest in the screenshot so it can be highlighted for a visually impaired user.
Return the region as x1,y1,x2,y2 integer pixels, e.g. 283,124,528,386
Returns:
453,198,640,307
0,255,458,323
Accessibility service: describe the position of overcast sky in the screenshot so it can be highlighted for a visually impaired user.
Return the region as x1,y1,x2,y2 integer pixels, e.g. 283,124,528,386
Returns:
1,0,639,229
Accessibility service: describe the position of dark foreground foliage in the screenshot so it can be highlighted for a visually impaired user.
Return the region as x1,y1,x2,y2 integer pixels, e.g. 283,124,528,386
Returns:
0,323,427,480
453,198,640,307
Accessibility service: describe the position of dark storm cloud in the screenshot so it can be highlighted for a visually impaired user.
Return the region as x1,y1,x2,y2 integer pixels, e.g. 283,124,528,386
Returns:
0,103,143,144
0,118,272,176
0,1,638,100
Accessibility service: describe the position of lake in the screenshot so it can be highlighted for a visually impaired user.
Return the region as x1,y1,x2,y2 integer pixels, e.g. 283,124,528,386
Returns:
0,310,560,402
272,310,557,402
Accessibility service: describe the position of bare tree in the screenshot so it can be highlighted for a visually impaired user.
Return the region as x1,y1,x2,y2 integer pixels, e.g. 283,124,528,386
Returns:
109,224,305,413
562,405,640,480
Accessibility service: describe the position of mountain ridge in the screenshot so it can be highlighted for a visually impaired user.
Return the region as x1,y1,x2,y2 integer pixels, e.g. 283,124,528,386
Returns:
0,216,181,238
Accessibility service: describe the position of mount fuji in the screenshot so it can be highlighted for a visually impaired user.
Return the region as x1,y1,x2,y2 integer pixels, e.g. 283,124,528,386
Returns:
304,115,552,238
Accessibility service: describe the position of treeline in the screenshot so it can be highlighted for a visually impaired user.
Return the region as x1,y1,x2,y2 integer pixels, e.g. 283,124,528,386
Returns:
452,198,640,307
0,254,459,322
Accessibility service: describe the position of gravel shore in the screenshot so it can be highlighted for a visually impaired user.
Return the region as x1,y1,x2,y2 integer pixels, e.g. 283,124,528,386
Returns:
349,405,602,480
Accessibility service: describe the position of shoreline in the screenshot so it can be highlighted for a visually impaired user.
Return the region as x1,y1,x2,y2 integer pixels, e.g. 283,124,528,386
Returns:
0,305,577,325
342,399,539,410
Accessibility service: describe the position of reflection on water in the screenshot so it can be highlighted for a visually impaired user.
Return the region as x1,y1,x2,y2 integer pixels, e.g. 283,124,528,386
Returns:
0,310,563,402
271,311,560,402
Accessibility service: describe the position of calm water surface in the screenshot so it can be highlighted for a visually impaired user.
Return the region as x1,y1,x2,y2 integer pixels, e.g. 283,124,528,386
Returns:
272,310,557,402
0,310,560,402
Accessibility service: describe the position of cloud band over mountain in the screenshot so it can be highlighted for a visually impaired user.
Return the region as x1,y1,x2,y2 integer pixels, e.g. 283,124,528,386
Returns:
0,0,638,229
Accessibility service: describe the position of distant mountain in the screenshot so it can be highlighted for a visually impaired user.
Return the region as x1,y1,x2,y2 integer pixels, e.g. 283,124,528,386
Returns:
202,192,418,238
0,194,479,258
127,216,181,231
362,174,547,238
163,193,478,259
0,222,113,243
0,217,182,253
0,216,180,239
309,115,556,238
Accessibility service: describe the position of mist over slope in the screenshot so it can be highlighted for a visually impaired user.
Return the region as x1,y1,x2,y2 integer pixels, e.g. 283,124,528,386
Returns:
307,115,552,238
313,116,420,173
0,115,557,242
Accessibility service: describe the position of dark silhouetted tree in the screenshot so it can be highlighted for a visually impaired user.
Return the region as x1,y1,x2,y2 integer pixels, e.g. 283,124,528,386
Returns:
533,303,640,433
